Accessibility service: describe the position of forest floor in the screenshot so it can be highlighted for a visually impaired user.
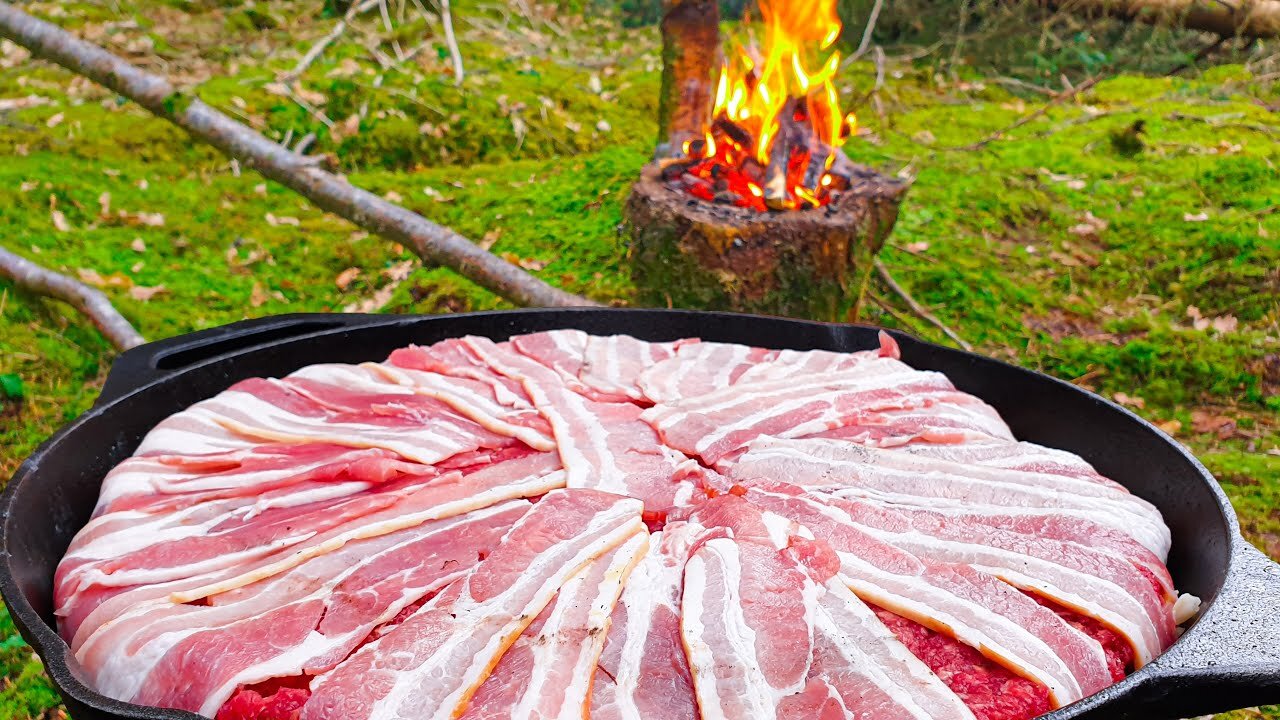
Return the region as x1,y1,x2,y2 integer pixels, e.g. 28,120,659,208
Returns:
0,0,1277,717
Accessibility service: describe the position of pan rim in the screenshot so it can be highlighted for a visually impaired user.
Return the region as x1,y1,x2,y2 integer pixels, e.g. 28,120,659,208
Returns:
0,308,1246,720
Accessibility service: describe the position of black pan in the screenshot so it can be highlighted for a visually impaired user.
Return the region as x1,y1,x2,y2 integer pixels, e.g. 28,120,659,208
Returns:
3,310,1279,720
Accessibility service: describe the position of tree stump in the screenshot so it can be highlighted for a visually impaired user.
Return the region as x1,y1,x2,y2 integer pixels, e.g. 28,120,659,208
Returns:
625,162,908,320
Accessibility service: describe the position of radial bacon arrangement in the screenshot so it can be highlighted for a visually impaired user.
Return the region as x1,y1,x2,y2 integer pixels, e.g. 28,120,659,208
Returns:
666,0,860,212
55,331,1199,720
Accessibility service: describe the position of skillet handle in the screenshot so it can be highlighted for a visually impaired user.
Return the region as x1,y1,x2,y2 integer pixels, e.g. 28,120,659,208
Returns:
97,314,375,405
1082,539,1280,719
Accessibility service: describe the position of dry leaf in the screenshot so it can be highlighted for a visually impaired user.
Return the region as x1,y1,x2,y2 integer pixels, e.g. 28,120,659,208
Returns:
250,282,268,308
501,252,547,271
128,285,167,301
49,195,70,232
45,112,64,128
480,229,502,251
1210,315,1238,334
1155,419,1182,435
1112,392,1145,409
19,181,37,192
1184,211,1209,222
1190,410,1236,438
0,94,49,111
98,191,111,217
137,178,149,190
383,190,403,203
335,267,361,291
265,213,300,227
596,119,612,133
904,242,930,254
78,269,132,288
130,238,146,253
254,184,267,196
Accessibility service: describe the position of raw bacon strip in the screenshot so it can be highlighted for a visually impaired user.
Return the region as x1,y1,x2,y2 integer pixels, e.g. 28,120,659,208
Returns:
728,437,1170,558
681,536,817,719
464,336,695,508
290,362,555,451
726,485,1112,708
94,444,438,517
806,403,1016,448
820,496,1175,665
799,579,977,720
82,502,526,715
732,346,881,385
637,342,777,404
63,451,564,647
642,360,1007,463
137,376,514,466
593,524,704,720
300,489,645,720
578,334,689,402
460,531,648,720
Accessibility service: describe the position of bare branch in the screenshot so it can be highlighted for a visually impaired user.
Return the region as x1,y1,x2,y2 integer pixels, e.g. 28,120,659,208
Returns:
0,2,590,308
0,245,144,351
283,0,381,83
946,75,1103,151
874,259,972,352
851,0,885,61
437,0,465,86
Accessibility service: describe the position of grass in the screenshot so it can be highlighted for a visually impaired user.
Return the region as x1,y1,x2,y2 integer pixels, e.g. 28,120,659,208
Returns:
0,0,1278,716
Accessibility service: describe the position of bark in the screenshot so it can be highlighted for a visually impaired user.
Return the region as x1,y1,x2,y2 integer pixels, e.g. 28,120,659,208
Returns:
0,2,591,309
625,162,909,321
0,245,145,351
657,0,720,157
1039,0,1280,38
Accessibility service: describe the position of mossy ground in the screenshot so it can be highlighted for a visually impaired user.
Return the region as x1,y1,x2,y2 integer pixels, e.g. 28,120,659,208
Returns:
0,0,1277,716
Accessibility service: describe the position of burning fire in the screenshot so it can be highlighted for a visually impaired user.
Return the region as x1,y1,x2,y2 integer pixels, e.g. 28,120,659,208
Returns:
669,0,857,212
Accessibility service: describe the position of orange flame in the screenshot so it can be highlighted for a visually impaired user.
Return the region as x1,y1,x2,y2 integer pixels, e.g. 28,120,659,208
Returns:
699,0,856,210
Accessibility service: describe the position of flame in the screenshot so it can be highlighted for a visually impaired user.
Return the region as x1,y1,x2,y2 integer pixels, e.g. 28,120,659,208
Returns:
693,0,854,211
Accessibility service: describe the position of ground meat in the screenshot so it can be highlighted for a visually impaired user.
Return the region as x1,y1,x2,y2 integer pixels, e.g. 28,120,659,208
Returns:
870,605,1053,720
216,677,310,720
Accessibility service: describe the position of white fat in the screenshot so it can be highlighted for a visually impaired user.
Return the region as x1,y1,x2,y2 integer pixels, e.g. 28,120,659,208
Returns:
1173,593,1202,625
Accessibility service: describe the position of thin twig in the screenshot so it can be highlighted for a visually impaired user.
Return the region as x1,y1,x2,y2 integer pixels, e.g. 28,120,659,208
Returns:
0,245,144,350
437,0,464,86
280,83,335,129
282,0,380,82
874,258,972,351
851,0,884,61
945,75,1103,151
0,2,588,308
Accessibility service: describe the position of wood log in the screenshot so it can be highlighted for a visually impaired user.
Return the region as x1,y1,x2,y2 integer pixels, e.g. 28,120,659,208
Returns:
625,162,908,320
657,0,720,157
1037,0,1280,38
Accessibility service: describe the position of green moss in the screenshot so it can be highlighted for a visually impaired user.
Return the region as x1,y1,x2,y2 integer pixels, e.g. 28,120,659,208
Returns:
0,3,1278,717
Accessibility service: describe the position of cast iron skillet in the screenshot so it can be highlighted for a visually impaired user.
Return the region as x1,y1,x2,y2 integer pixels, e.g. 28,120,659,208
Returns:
3,310,1279,720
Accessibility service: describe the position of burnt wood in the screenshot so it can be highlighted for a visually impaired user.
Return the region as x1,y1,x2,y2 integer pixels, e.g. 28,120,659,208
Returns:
625,161,908,320
2,310,1279,719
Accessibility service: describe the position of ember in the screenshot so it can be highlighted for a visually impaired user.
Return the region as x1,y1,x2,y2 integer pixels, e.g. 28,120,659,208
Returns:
669,0,857,212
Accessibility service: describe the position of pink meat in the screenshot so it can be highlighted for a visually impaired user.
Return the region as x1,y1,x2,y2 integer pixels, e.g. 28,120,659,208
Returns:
299,488,643,720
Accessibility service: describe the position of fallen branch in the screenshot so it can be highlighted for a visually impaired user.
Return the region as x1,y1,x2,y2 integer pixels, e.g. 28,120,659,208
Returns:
437,0,465,86
0,245,144,350
873,258,972,351
0,2,588,308
1037,0,1280,39
283,0,380,83
946,75,1103,151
